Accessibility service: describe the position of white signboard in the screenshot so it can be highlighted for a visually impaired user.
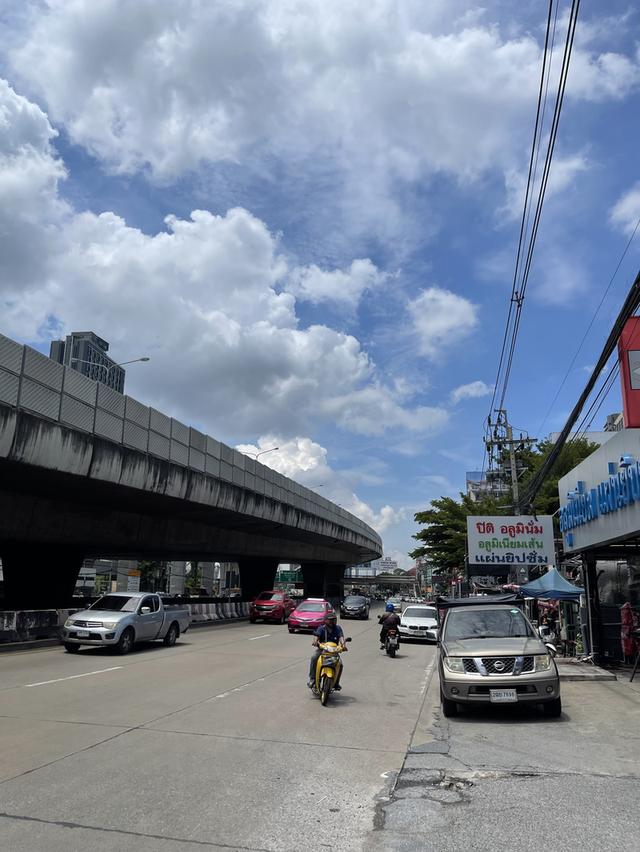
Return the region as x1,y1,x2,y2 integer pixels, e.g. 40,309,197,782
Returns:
127,571,141,592
467,516,555,567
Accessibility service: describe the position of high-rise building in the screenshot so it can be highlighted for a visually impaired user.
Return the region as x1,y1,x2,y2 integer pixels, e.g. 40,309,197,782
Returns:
49,331,125,392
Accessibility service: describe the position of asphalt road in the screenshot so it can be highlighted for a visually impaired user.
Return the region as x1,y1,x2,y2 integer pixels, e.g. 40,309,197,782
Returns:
3,613,640,852
0,607,436,851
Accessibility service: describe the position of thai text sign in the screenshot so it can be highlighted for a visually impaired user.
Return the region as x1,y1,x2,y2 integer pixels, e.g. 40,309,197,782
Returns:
467,516,555,566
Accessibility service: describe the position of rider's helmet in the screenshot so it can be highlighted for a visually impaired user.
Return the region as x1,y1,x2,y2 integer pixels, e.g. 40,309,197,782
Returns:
324,612,337,624
385,602,395,612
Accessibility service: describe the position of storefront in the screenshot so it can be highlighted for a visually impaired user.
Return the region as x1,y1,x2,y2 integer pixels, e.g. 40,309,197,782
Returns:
558,427,640,664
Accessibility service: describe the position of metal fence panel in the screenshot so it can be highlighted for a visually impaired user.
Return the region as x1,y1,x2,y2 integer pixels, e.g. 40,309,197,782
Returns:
63,367,98,405
23,347,64,391
220,461,233,481
220,443,234,464
148,430,170,459
0,335,23,374
123,420,149,452
0,368,19,406
124,396,150,428
232,467,244,487
95,409,124,442
170,439,189,465
189,447,205,471
205,455,220,477
20,379,60,420
97,383,126,417
149,408,171,437
60,395,95,432
171,418,189,445
206,436,221,458
189,428,206,451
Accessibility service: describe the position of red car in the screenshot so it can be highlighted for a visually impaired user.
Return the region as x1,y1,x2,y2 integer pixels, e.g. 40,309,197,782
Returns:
249,591,296,624
287,599,335,633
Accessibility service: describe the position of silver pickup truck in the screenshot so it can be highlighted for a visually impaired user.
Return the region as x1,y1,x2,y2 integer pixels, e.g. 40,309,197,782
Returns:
61,592,191,654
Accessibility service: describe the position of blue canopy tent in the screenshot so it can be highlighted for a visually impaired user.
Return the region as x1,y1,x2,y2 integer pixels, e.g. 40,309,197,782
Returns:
520,567,584,602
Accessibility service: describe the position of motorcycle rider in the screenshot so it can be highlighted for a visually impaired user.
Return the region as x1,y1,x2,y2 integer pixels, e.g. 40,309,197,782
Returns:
379,601,401,649
308,612,346,690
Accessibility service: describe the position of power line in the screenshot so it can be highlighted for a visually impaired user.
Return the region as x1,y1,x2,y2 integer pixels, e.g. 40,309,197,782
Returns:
483,0,557,476
520,267,640,509
498,0,581,411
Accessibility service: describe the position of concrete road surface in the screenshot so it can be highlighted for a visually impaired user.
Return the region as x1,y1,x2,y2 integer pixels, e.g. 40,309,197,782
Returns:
0,608,434,851
1,613,639,851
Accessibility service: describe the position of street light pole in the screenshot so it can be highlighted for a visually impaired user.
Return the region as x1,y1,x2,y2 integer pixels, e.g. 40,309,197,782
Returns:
243,446,279,461
70,356,150,378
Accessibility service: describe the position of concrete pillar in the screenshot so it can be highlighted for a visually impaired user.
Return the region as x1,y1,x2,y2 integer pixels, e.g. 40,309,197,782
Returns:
300,562,345,607
581,553,600,661
0,544,85,609
238,559,279,601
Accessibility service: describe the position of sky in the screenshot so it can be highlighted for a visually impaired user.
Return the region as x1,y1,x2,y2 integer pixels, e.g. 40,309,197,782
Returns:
1,0,639,569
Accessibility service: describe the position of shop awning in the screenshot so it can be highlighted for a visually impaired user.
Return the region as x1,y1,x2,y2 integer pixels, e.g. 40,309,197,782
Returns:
519,567,584,601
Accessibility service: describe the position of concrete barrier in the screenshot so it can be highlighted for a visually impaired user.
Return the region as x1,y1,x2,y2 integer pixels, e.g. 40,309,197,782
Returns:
1,609,63,643
0,601,250,646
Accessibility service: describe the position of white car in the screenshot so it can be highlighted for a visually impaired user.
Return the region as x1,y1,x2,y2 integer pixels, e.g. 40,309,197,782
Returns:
399,604,438,642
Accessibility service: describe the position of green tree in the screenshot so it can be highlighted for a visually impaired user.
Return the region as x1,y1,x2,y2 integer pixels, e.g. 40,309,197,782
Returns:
185,562,203,595
138,560,168,592
518,437,599,517
409,436,599,574
409,493,507,576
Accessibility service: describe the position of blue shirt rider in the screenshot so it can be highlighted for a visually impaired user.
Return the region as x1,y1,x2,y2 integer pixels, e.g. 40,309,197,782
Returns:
308,613,345,690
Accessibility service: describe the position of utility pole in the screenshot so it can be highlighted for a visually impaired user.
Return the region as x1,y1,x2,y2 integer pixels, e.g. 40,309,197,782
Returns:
484,409,537,514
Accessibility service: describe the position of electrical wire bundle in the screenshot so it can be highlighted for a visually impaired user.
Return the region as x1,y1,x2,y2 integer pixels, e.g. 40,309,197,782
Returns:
483,0,581,474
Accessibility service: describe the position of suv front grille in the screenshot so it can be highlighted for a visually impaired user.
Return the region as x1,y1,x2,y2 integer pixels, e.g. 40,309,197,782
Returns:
482,657,515,674
521,656,534,672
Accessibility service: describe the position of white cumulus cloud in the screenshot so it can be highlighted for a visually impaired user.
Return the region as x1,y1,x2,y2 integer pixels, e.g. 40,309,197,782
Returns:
450,380,493,405
0,78,447,442
609,182,640,236
286,259,388,309
408,287,479,359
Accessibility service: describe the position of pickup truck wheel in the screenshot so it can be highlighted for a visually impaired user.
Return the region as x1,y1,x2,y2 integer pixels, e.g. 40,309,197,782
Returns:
163,622,179,647
64,643,81,653
542,697,562,718
116,627,135,655
441,691,458,718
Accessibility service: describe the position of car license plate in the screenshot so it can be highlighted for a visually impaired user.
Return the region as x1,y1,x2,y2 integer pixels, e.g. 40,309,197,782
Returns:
77,630,90,638
490,689,517,703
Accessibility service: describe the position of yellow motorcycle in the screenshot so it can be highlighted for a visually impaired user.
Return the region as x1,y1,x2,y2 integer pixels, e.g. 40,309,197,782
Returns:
312,638,351,705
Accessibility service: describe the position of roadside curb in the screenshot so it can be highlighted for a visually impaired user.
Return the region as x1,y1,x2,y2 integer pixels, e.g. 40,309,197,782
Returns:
557,662,616,681
0,638,62,654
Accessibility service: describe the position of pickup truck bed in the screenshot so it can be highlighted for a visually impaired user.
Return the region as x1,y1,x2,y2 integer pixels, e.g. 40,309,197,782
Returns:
61,592,191,654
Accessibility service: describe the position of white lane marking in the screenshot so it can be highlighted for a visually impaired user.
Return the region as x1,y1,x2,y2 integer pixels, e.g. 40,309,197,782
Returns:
247,633,271,641
25,666,123,687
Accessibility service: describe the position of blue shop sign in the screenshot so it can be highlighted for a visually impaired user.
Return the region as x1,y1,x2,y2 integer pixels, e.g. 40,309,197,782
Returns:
560,458,640,533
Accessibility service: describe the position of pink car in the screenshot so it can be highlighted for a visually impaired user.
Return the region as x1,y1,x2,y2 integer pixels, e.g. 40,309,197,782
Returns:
287,599,335,633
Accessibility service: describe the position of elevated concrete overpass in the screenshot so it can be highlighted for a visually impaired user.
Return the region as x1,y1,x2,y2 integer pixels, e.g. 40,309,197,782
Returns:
0,334,382,608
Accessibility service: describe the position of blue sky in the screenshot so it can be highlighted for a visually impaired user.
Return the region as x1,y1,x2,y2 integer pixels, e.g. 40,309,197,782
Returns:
1,1,639,567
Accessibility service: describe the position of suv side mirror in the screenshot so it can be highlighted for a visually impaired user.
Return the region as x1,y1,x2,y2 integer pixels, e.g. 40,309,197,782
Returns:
140,606,151,615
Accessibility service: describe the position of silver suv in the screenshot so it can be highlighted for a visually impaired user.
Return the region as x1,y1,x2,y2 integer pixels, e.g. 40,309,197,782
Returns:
438,598,561,718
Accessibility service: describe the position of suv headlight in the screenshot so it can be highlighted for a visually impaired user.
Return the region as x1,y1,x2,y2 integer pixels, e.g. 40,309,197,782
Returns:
534,654,552,671
101,621,118,629
64,618,74,628
444,656,465,673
